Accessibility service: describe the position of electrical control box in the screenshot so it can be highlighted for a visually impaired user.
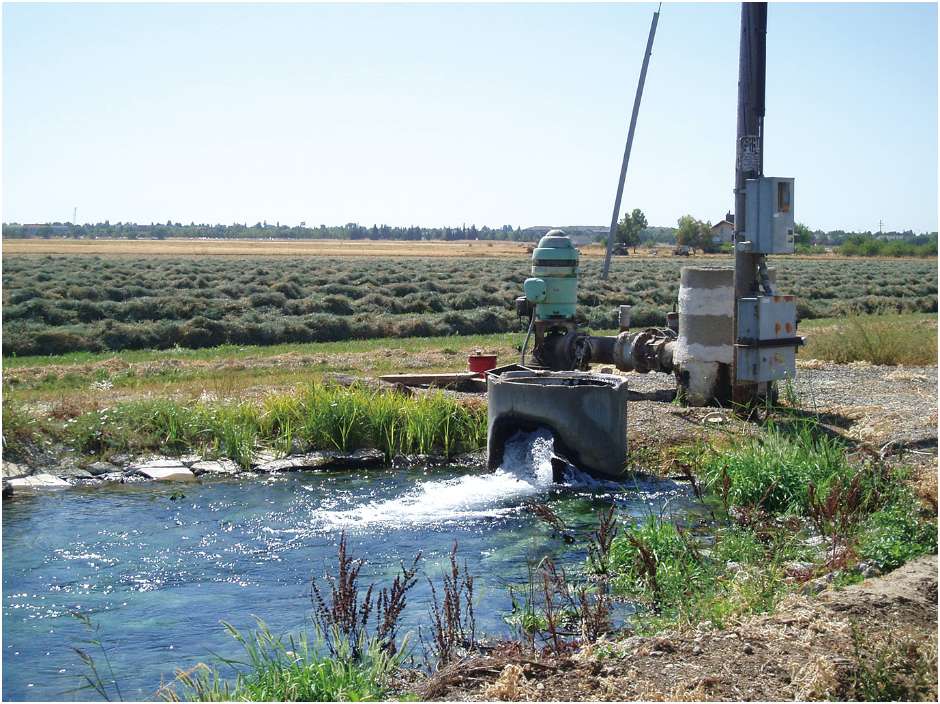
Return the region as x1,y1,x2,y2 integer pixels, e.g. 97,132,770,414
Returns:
743,177,795,254
737,295,797,344
736,346,796,382
736,295,800,382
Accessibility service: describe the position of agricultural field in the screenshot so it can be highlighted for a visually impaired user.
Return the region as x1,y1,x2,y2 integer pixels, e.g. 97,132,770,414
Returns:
2,248,936,357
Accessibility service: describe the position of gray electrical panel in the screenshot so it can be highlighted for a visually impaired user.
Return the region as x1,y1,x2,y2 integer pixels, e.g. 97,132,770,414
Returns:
736,295,800,382
737,296,797,343
743,177,795,254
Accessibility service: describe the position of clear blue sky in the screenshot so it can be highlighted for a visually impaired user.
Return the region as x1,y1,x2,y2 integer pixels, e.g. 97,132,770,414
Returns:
3,2,937,232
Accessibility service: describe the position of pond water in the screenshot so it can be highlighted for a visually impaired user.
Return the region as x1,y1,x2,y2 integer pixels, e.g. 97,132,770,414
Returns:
2,431,701,701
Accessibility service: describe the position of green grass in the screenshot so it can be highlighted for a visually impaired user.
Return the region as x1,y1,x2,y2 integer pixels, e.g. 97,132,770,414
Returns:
858,498,938,571
1,399,41,459
698,420,856,514
161,621,401,702
604,516,792,632
603,421,937,635
60,382,486,466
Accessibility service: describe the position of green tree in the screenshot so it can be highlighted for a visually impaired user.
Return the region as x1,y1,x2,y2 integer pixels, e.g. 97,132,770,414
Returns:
676,215,711,252
794,222,813,246
617,208,648,252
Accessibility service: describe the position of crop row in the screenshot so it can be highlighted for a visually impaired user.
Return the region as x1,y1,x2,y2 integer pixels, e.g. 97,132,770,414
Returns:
2,255,936,356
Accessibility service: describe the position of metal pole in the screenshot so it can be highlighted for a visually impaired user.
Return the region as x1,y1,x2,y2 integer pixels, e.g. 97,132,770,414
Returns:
731,1,767,408
602,4,661,280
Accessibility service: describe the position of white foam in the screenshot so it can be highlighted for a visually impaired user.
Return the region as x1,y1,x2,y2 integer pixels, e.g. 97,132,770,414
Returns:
312,429,559,529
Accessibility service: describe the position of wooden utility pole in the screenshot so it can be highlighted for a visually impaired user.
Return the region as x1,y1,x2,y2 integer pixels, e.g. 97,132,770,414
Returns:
731,2,767,407
602,4,661,280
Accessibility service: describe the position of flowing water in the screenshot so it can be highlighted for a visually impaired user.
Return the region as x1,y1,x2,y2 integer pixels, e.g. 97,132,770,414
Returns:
2,431,701,700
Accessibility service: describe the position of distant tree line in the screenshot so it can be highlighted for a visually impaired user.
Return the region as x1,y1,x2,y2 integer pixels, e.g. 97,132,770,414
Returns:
2,219,936,257
1,221,539,242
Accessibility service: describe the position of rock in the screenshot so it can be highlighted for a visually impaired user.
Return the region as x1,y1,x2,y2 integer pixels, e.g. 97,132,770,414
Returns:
742,643,754,655
178,454,201,467
255,449,385,473
450,451,486,468
725,561,743,574
1,461,30,479
85,461,119,476
57,468,94,480
856,560,882,578
7,473,70,489
137,466,195,481
253,451,277,466
99,472,126,482
2,480,13,498
783,561,815,578
691,644,703,656
802,577,828,595
190,459,240,476
53,462,94,479
109,453,132,466
130,461,195,481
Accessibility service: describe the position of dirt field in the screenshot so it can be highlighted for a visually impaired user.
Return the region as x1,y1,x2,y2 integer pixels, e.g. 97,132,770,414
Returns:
5,237,920,260
419,555,938,701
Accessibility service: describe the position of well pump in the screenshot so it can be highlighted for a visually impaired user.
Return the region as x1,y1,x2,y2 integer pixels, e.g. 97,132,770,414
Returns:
515,230,677,374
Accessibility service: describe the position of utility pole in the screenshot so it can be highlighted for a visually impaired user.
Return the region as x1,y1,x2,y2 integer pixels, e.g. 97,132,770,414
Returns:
602,4,661,280
731,2,767,408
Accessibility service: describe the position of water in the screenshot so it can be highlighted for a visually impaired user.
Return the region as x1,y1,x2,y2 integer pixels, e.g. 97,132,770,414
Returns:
2,431,700,700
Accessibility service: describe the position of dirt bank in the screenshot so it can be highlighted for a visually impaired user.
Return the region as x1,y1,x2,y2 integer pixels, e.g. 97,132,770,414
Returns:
419,555,938,701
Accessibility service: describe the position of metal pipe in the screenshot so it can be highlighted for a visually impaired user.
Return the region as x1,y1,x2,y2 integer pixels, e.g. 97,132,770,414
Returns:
602,4,661,280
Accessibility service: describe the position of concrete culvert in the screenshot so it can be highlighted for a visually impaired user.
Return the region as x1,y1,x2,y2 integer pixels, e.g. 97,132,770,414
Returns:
487,371,628,479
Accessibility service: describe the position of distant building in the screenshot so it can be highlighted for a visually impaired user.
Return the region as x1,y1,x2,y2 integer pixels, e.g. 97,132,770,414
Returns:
710,217,735,244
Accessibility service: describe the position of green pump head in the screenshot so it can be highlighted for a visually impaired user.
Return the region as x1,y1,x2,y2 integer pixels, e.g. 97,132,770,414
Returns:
523,229,579,322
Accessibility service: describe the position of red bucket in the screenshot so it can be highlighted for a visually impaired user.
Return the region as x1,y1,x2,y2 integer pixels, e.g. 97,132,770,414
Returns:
467,352,498,375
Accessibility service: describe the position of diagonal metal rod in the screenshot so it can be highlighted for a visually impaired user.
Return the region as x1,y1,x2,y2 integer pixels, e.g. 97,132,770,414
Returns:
602,4,661,280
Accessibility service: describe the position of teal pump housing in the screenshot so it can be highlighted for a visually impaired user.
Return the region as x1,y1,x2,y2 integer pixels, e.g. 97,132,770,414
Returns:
523,231,579,322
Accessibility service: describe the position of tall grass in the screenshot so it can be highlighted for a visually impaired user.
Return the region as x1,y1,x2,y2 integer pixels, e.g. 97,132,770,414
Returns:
802,315,937,365
63,383,486,465
161,621,400,702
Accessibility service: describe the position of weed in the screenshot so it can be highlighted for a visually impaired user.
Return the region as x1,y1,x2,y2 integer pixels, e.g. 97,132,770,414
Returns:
699,420,854,515
608,516,710,613
857,500,938,571
311,532,420,658
67,612,124,701
845,625,938,701
802,315,938,366
426,542,476,666
160,620,400,702
1,400,40,458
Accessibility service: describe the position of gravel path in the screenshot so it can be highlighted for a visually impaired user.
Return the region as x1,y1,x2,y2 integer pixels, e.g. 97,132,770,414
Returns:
614,361,937,461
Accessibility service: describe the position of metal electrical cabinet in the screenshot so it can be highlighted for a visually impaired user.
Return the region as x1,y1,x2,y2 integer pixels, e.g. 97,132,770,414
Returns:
744,177,795,254
735,296,800,382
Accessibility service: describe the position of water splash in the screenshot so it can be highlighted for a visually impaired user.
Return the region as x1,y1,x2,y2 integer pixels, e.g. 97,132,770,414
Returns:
312,429,559,529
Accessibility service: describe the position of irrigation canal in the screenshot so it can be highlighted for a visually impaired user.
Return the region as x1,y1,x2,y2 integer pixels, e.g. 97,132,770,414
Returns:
3,432,701,700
